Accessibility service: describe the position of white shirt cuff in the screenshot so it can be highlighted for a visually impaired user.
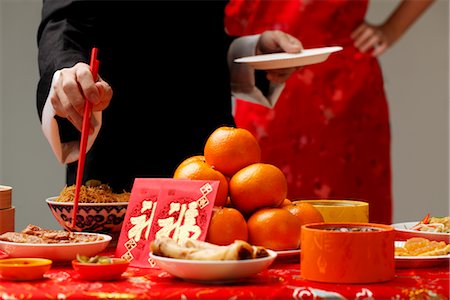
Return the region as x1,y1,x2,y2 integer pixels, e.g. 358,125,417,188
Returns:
227,34,285,115
41,97,102,165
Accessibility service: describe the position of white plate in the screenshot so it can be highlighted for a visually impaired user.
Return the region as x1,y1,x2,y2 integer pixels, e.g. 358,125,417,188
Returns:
150,249,277,284
395,241,450,268
392,221,449,243
234,46,343,70
0,233,111,261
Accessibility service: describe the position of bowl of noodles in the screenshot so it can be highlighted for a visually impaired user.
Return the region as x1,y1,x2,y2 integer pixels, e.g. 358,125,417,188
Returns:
46,181,130,233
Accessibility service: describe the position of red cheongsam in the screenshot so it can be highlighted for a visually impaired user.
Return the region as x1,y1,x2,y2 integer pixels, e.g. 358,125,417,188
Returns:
225,0,392,224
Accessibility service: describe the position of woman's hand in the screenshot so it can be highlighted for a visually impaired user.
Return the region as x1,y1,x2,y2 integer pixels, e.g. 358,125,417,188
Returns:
49,62,113,132
351,21,391,57
256,30,303,83
352,0,435,57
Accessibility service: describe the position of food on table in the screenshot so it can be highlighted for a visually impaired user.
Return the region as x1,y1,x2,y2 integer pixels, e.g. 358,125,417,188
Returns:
321,226,381,232
247,207,301,250
72,255,129,281
55,179,130,203
150,236,269,260
203,126,261,177
0,224,105,244
205,207,248,246
173,155,229,207
395,237,450,256
76,254,114,264
410,214,450,233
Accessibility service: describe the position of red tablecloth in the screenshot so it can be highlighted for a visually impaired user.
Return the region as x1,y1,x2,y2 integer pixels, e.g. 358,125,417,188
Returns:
1,257,448,300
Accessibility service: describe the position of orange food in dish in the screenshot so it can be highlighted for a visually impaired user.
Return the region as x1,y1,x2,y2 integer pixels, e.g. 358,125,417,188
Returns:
395,237,450,256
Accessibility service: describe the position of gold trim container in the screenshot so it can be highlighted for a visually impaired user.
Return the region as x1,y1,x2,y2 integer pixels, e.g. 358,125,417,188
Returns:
294,199,368,222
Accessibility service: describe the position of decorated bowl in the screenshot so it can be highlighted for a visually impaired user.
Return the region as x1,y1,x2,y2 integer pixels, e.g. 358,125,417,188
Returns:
46,196,128,233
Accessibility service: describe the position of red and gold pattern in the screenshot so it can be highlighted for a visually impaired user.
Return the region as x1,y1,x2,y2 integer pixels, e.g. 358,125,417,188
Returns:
0,258,448,299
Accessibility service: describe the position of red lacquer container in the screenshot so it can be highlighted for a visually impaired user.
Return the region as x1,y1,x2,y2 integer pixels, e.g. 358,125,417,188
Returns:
301,222,395,284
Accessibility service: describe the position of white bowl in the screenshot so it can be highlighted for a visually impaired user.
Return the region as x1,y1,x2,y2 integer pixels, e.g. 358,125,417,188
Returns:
46,196,128,233
150,249,277,284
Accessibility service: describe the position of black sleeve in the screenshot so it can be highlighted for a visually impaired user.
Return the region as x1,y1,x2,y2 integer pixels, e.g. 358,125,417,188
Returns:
36,0,98,141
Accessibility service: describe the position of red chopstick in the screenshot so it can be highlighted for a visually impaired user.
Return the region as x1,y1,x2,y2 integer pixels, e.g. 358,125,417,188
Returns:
71,48,99,229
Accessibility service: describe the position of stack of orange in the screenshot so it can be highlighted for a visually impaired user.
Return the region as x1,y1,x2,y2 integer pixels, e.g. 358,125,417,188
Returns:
173,126,324,251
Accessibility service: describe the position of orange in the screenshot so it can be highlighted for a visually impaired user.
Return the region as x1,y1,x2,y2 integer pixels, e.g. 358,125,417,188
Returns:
279,198,292,207
247,207,301,250
206,207,248,246
176,155,206,169
173,155,228,207
282,202,324,226
204,126,261,177
229,163,287,215
282,202,324,245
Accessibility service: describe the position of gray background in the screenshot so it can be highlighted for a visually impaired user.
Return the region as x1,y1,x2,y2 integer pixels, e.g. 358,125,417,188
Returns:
0,0,448,231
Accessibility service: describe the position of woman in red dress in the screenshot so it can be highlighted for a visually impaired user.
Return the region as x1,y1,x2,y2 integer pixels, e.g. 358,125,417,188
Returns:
225,0,434,224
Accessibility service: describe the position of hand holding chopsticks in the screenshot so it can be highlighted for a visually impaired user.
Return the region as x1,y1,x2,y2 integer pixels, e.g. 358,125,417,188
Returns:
71,48,100,229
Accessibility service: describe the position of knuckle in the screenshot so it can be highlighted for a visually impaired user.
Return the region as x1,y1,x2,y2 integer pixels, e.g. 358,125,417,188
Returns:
61,80,78,94
77,67,91,78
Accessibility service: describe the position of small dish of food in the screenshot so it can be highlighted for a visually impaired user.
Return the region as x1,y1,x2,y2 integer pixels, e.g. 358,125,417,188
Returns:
0,258,52,281
392,214,450,243
149,237,277,283
72,254,129,281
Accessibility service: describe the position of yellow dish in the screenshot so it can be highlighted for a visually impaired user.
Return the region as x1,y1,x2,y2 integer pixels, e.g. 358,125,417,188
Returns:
0,258,52,281
293,199,369,223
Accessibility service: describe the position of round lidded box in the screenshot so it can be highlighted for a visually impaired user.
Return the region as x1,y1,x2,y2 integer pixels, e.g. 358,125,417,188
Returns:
300,222,395,284
0,185,12,210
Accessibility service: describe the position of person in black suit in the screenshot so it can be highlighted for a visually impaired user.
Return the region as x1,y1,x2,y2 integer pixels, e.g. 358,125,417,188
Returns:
36,0,303,192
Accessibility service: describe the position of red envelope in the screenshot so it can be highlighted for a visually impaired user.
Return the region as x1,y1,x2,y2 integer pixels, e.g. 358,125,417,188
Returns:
115,178,218,268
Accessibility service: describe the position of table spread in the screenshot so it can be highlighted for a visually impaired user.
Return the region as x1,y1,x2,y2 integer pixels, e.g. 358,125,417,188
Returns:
0,255,448,300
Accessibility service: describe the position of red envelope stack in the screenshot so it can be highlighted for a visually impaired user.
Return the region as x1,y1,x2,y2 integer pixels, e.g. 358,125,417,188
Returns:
0,185,14,234
115,178,219,268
